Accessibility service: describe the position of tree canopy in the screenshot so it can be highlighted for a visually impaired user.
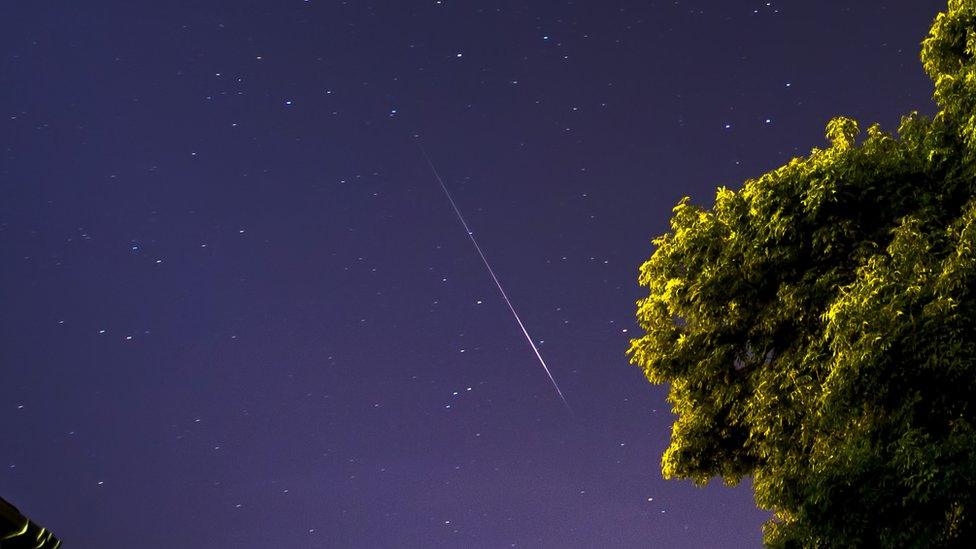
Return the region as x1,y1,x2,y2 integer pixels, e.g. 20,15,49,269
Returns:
628,1,976,546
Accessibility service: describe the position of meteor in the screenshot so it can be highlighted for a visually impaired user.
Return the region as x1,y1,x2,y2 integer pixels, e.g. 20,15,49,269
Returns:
418,143,572,415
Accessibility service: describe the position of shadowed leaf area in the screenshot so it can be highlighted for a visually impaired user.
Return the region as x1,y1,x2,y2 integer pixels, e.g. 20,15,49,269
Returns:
0,497,60,548
629,1,976,546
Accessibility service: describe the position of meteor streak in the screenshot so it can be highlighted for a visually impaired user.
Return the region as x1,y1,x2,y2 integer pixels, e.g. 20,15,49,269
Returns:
418,143,572,414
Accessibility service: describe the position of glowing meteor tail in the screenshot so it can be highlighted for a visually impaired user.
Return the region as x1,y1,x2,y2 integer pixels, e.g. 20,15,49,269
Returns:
418,143,572,415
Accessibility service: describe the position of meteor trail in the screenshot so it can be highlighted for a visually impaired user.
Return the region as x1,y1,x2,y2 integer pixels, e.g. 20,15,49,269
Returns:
418,143,572,415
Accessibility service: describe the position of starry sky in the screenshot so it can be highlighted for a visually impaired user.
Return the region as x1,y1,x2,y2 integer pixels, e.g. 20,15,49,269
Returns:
0,1,946,547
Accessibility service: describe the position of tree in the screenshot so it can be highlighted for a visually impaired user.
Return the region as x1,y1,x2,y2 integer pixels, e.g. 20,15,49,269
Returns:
0,497,60,548
627,1,976,546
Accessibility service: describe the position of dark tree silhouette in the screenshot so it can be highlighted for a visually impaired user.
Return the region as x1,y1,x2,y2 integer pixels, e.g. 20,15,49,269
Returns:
0,497,60,548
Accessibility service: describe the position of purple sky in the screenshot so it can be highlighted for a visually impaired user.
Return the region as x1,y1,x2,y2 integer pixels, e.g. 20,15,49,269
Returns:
1,1,943,546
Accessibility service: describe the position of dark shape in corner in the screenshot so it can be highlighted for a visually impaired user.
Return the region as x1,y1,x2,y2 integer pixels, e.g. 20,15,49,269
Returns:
0,497,60,548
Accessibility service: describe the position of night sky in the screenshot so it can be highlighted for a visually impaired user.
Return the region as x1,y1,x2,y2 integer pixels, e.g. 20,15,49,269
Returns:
0,1,946,547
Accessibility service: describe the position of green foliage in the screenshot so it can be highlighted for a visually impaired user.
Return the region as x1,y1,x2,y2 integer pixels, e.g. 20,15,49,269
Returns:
628,2,976,546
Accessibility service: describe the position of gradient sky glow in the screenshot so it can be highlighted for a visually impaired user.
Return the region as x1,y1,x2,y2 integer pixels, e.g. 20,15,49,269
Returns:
0,1,944,547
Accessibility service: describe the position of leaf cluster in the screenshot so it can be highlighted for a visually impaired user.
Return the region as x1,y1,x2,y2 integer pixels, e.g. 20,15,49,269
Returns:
629,1,976,546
